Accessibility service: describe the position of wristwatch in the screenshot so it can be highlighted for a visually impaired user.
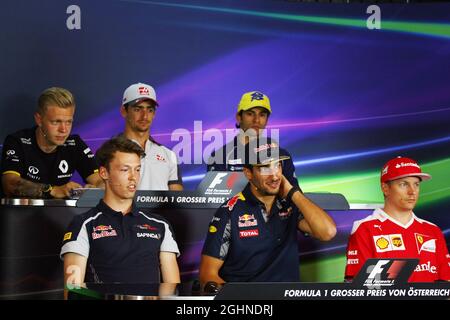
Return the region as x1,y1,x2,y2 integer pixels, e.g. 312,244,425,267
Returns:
42,184,53,198
286,186,300,202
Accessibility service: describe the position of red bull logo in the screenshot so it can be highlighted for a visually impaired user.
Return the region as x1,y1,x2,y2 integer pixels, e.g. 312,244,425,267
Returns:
224,193,245,211
93,225,112,232
238,214,257,227
92,225,117,240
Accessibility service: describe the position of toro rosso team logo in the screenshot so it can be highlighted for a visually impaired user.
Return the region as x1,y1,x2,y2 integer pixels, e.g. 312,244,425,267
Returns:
136,224,158,231
92,225,117,240
238,214,258,228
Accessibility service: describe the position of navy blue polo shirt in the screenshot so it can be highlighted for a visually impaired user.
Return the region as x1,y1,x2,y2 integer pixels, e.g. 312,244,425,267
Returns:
61,200,179,283
207,136,300,189
202,184,303,282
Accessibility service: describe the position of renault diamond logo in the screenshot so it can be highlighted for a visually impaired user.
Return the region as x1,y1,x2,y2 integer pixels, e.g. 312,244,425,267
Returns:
59,160,69,173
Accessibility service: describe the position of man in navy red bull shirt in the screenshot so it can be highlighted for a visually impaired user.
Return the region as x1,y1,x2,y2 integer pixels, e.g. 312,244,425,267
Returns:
60,137,180,298
199,140,336,289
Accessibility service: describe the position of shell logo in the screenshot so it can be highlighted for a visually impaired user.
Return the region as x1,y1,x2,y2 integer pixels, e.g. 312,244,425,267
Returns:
209,225,217,233
376,237,389,250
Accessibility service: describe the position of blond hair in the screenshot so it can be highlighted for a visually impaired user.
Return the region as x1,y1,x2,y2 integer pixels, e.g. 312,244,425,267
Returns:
37,87,75,115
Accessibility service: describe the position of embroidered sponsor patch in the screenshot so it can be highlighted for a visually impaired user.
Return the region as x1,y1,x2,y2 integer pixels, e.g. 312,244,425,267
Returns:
373,234,405,252
239,229,259,238
92,225,118,240
238,214,257,228
415,233,436,253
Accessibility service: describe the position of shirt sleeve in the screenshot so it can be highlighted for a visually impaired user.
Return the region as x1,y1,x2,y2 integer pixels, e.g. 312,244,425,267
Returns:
160,219,180,256
202,207,231,260
345,223,373,280
435,228,450,281
1,135,24,176
167,150,183,186
73,135,98,181
60,214,90,259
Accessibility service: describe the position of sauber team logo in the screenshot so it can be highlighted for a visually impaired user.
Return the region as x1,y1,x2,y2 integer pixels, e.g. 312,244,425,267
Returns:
92,225,117,240
415,233,436,253
373,234,405,252
238,214,257,228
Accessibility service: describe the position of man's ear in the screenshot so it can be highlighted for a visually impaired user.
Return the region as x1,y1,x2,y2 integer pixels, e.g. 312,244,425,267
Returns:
120,105,127,118
99,166,109,180
243,166,253,181
381,182,389,197
34,112,42,127
235,112,241,125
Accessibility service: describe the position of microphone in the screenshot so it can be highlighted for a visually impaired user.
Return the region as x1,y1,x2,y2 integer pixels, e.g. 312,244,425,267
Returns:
39,126,47,138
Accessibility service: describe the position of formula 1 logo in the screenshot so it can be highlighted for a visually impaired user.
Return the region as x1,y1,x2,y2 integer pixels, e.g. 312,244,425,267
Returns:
353,258,418,289
208,172,228,189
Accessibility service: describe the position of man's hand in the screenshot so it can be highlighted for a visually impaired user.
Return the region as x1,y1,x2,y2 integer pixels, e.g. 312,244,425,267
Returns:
279,174,294,199
50,181,82,198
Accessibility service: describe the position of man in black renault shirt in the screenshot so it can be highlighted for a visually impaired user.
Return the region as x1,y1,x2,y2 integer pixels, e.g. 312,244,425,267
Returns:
1,87,102,198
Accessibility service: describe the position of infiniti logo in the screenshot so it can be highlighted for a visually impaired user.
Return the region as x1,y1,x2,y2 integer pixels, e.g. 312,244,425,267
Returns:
28,166,39,175
6,150,15,156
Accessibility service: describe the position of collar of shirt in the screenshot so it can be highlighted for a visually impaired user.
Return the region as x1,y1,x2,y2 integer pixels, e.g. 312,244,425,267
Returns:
241,183,284,213
96,199,141,217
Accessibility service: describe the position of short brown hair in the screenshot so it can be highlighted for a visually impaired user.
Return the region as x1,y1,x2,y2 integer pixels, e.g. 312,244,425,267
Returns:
96,136,145,169
37,87,75,115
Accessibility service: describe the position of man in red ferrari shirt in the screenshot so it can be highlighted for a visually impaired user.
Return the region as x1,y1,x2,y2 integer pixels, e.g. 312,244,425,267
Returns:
345,156,450,282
